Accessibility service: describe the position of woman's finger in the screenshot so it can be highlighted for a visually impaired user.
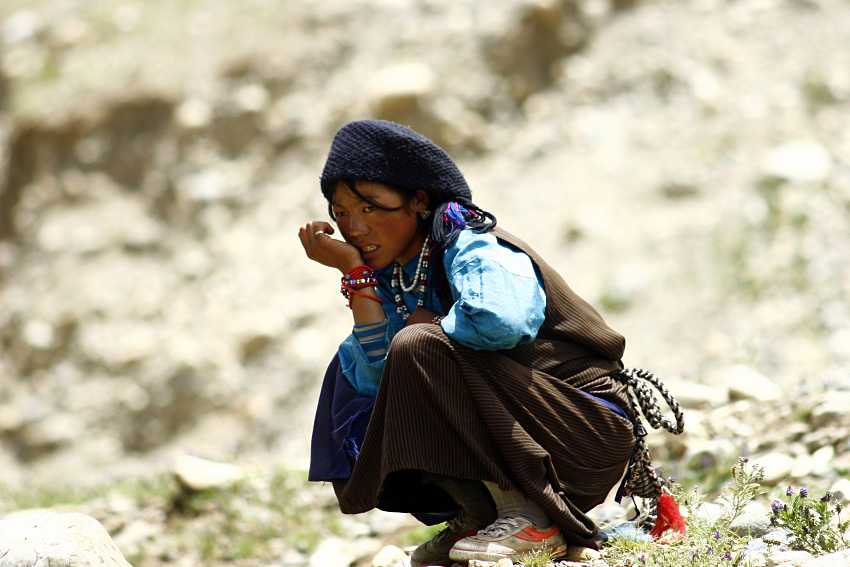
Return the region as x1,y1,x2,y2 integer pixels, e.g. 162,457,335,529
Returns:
313,222,335,237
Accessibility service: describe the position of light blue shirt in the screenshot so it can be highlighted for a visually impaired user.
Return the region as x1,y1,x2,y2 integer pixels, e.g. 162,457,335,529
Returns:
338,229,547,396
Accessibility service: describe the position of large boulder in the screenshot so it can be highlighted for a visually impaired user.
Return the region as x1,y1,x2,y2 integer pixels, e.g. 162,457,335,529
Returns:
0,512,132,567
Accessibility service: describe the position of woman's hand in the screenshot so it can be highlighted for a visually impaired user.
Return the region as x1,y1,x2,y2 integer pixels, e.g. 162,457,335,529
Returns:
405,307,441,327
298,221,363,273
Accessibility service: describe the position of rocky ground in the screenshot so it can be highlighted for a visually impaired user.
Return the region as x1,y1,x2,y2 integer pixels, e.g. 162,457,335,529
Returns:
1,0,849,564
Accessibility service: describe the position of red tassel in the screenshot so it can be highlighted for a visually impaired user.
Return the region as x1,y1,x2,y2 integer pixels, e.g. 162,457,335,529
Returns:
650,491,686,540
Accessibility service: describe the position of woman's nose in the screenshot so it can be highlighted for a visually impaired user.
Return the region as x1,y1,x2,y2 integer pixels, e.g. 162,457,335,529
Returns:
348,214,368,236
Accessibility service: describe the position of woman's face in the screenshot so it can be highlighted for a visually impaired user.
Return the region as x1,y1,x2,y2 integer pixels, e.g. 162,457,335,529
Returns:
331,181,429,270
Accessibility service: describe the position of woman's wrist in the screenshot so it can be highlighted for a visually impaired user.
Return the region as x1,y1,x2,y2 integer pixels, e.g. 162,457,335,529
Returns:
338,258,367,274
340,265,382,309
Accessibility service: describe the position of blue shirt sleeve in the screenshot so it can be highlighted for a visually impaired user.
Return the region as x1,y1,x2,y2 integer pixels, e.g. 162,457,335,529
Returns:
353,320,389,362
439,229,547,350
337,328,388,398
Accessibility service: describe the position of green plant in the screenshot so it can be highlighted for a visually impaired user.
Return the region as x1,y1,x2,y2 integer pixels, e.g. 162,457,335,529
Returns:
718,457,765,527
518,546,554,567
769,487,848,555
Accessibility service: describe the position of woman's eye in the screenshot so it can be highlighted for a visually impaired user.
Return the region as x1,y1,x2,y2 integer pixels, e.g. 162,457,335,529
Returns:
334,211,346,217
363,206,375,213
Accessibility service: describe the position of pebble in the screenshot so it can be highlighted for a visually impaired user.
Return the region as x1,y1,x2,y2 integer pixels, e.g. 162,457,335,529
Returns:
371,544,410,567
761,140,832,183
809,393,850,428
2,10,44,44
724,365,782,402
728,506,771,537
743,528,792,564
172,454,245,491
828,478,850,504
751,452,796,486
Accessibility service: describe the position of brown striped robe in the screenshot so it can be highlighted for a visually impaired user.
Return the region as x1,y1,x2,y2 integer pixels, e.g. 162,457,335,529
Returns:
332,228,636,549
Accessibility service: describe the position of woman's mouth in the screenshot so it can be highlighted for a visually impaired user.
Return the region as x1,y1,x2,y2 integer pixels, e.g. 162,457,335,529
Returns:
361,244,378,255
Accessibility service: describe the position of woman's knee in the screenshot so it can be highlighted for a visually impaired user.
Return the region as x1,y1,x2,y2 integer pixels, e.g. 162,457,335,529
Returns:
388,324,446,359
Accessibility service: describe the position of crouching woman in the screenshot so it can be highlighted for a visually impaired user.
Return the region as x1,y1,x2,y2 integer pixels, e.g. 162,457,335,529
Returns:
299,120,637,566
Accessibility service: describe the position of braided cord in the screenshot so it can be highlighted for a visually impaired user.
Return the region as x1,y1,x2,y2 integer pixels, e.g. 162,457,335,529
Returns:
613,368,686,500
618,368,685,435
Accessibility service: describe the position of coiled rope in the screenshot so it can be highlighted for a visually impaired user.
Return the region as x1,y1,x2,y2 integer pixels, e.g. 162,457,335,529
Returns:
612,368,686,501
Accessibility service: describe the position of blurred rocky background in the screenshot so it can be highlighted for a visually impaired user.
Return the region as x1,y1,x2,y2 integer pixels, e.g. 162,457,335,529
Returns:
0,0,849,563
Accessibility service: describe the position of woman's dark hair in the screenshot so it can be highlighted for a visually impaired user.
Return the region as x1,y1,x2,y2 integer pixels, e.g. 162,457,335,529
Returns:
326,180,426,223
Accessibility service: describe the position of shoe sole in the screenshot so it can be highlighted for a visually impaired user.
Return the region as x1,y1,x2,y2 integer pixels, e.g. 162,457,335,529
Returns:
449,542,568,563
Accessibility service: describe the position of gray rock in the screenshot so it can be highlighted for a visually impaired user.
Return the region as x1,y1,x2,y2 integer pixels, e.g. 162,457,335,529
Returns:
685,438,737,471
828,478,850,505
587,503,627,530
371,544,410,567
761,140,832,183
367,62,435,120
804,548,850,567
694,501,727,525
752,452,796,486
668,381,726,409
809,393,850,428
766,550,814,567
729,507,771,537
743,528,792,564
0,512,132,567
809,445,836,477
172,454,245,491
2,10,45,45
725,365,782,402
308,536,382,567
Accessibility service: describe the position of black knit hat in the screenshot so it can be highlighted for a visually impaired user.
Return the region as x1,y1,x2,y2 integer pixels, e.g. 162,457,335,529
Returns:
320,120,472,204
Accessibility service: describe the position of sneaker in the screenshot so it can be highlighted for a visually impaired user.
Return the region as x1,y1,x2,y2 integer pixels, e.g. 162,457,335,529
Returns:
448,516,568,563
410,513,486,567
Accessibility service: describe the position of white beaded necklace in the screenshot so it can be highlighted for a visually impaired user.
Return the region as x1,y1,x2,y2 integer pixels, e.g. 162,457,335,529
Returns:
390,235,431,321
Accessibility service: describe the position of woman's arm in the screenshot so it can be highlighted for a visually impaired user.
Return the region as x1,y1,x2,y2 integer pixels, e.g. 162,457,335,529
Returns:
299,220,392,395
439,230,547,350
298,220,386,326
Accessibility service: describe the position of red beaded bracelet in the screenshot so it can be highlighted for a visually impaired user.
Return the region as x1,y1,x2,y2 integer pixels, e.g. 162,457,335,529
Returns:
340,265,382,309
342,265,378,288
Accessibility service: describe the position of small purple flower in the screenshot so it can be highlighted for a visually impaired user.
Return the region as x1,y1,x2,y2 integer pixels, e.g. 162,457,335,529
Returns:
707,546,714,554
713,530,722,539
689,551,698,558
668,476,676,484
821,491,833,503
638,552,647,564
725,551,733,560
800,487,808,498
771,500,782,516
786,486,795,497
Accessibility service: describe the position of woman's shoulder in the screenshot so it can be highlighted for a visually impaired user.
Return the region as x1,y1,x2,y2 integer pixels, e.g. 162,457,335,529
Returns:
444,228,499,261
445,228,539,275
450,227,529,255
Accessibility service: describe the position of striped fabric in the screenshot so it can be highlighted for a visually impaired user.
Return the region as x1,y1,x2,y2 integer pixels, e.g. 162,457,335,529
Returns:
353,320,388,362
331,228,637,550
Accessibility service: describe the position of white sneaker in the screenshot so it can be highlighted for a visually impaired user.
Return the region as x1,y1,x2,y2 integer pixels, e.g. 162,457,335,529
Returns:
448,516,568,563
410,513,486,567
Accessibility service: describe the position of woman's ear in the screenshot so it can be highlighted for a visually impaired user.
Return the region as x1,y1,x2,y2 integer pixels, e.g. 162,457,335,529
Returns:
413,190,430,211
